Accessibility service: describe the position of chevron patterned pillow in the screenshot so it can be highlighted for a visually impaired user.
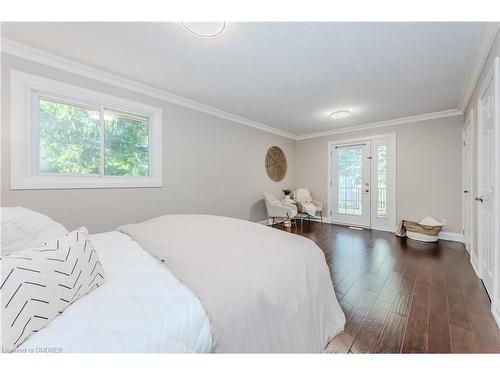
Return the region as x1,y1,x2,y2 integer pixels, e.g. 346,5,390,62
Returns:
1,227,106,352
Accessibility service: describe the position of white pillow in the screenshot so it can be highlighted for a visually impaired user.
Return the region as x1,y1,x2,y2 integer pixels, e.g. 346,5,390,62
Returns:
418,216,442,226
1,227,106,352
1,207,68,255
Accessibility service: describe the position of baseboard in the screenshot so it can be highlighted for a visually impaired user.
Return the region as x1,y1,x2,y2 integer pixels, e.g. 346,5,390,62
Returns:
371,226,396,233
259,220,463,243
308,216,327,224
257,216,324,226
257,218,286,226
470,253,480,277
492,301,500,329
438,231,464,243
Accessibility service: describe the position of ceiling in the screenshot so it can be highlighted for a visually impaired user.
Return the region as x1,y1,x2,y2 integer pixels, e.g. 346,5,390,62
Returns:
1,22,482,136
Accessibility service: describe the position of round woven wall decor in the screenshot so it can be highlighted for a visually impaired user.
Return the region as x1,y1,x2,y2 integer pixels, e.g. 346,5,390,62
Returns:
265,146,287,182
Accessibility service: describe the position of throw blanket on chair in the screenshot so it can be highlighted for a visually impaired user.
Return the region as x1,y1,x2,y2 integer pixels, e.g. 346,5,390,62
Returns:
294,188,319,217
118,215,345,353
300,202,317,217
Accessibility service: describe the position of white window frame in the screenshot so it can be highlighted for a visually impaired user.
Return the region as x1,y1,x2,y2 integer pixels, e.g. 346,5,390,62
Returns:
10,70,163,189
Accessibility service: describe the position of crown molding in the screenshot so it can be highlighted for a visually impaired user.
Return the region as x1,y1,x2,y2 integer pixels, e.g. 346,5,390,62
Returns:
0,38,296,140
0,38,466,142
295,109,463,140
457,22,500,112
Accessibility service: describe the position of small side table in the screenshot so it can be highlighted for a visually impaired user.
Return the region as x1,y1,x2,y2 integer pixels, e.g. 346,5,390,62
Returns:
280,199,301,228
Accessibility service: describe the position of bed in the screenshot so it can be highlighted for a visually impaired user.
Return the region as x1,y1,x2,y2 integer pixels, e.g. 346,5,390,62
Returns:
7,213,345,353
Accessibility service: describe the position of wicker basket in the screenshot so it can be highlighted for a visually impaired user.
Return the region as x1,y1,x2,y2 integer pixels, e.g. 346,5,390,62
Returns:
403,220,442,242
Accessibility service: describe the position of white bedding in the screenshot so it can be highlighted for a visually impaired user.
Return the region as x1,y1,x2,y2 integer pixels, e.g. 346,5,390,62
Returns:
19,231,212,353
119,215,346,353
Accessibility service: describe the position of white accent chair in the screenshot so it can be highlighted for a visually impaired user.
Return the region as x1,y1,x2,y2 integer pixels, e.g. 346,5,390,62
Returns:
263,193,298,226
293,188,324,224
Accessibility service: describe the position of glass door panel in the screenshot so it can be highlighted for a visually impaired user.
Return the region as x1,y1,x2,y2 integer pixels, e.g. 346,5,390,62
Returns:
376,145,387,218
337,146,363,215
332,142,371,227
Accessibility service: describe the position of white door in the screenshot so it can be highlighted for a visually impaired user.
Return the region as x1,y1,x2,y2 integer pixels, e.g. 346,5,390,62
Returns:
477,60,498,299
330,135,396,230
331,142,371,227
463,115,474,253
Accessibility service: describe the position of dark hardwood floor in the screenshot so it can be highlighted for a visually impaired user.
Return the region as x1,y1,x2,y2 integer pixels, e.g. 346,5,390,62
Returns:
274,220,500,353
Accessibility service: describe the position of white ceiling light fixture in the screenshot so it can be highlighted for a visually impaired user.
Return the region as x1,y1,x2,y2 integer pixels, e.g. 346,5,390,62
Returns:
181,22,226,38
330,109,353,120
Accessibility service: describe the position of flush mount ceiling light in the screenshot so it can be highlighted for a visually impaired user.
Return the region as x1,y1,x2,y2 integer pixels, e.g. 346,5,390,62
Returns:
181,22,226,38
330,109,353,119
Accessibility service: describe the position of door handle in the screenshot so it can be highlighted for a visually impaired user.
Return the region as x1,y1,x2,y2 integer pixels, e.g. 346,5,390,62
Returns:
464,190,469,194
475,196,484,203
364,189,370,193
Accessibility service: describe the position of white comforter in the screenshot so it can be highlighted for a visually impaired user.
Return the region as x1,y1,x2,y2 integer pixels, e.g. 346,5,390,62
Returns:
119,215,346,353
20,231,212,353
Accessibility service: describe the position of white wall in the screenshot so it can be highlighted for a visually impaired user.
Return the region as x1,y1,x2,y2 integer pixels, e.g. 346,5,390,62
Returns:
0,53,296,232
295,115,464,233
0,50,466,237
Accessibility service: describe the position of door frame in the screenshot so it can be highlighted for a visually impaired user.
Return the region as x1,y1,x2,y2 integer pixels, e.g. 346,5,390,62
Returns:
477,56,500,326
327,133,397,232
462,109,475,259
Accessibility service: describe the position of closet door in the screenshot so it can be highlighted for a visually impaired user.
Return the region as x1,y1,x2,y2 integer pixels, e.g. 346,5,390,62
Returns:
463,114,474,255
477,57,499,300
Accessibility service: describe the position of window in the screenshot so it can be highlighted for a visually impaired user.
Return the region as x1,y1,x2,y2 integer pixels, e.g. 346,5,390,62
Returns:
38,98,101,175
103,110,149,177
376,145,387,218
37,98,150,177
10,71,162,189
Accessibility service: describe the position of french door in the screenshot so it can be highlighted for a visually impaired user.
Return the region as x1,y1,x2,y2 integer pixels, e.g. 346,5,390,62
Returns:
329,134,396,231
331,142,371,227
477,57,499,300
